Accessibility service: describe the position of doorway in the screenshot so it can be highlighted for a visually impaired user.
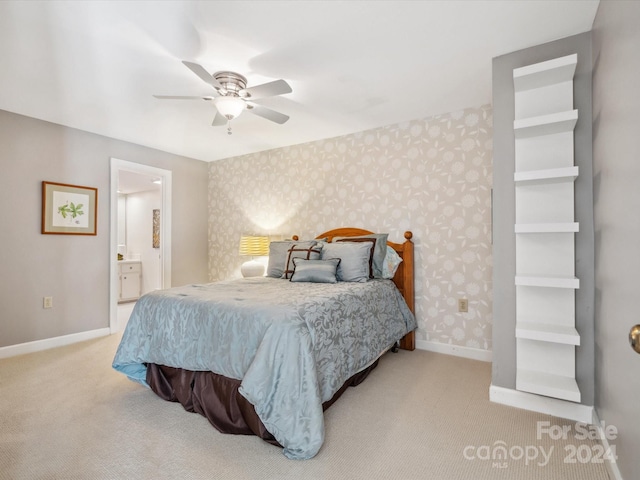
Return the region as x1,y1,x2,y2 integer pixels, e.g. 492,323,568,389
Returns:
109,158,172,333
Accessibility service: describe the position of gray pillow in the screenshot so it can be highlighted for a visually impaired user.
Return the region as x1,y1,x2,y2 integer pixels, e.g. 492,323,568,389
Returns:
266,240,317,278
290,258,341,283
333,233,388,278
320,241,373,283
282,243,323,279
335,238,376,278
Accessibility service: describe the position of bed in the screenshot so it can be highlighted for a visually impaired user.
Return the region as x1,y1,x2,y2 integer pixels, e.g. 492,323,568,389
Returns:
112,228,416,459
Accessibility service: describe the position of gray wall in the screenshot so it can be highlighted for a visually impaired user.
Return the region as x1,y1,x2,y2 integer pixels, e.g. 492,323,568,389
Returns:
592,2,640,478
0,109,209,348
492,32,595,405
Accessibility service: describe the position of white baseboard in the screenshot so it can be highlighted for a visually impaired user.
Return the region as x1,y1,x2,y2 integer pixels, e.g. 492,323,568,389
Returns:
0,328,111,359
416,339,492,362
592,410,624,480
489,384,594,424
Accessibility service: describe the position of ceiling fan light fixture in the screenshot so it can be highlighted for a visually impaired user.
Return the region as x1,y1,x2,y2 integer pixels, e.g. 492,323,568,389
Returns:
213,96,246,120
155,62,292,135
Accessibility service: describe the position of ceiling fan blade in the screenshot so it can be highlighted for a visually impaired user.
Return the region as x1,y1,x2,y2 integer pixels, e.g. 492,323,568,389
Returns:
246,104,289,124
182,61,225,92
153,95,214,100
212,111,227,127
242,79,292,100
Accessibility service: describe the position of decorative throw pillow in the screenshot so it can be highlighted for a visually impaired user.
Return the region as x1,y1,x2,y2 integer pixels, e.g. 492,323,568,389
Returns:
333,233,388,278
289,258,341,283
382,245,403,279
282,243,323,279
320,241,373,283
266,240,317,278
335,238,376,278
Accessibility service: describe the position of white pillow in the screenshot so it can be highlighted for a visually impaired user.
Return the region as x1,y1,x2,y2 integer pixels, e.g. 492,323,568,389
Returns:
382,245,403,279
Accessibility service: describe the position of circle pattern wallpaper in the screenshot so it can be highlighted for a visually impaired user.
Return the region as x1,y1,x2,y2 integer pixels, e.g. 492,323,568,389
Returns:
209,104,493,352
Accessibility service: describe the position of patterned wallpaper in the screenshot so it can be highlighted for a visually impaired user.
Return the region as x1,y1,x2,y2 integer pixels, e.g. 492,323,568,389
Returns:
208,104,493,351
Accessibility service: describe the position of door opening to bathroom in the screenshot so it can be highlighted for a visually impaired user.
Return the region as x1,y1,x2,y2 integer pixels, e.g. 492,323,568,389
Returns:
109,159,172,332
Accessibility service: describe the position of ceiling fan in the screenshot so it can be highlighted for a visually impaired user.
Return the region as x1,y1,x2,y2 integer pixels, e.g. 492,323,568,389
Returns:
154,61,292,135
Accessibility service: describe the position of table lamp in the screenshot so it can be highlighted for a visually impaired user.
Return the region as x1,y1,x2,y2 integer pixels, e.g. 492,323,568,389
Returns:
239,235,270,277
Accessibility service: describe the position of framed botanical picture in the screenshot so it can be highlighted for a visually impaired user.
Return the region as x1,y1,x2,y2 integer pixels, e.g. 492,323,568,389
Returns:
42,181,98,235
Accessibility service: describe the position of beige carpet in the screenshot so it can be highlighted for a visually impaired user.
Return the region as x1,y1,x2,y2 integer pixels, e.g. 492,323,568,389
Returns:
0,335,610,480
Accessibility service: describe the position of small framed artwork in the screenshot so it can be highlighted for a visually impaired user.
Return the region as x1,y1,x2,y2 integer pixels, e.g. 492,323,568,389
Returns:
42,181,98,235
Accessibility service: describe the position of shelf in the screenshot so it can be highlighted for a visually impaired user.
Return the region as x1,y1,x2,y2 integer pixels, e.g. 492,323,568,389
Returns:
516,369,581,403
515,275,580,289
514,166,579,185
513,54,578,92
514,110,578,138
515,223,579,233
516,321,580,345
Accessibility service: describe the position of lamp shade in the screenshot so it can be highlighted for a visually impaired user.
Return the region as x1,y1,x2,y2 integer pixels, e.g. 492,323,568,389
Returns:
214,96,246,120
239,235,270,257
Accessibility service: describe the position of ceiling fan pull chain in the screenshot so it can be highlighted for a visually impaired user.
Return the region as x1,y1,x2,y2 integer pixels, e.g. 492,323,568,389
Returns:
227,120,233,135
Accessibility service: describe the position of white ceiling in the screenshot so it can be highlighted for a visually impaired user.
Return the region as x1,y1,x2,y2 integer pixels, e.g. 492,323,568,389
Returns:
0,1,599,162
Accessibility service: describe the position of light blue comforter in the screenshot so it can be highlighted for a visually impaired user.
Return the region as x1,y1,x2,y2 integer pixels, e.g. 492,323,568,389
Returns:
112,277,416,459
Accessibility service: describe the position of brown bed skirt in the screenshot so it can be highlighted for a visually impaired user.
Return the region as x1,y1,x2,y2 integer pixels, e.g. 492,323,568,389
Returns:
146,359,380,448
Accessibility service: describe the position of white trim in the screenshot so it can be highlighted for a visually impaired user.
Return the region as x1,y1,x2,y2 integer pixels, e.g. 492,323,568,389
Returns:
109,158,172,333
592,410,624,480
416,339,492,362
489,384,593,424
0,328,110,359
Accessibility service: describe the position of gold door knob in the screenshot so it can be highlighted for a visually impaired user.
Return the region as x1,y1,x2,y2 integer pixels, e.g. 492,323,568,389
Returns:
630,325,640,354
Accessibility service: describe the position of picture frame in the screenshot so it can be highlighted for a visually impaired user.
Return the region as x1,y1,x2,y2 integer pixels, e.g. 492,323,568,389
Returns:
152,209,160,248
42,181,98,235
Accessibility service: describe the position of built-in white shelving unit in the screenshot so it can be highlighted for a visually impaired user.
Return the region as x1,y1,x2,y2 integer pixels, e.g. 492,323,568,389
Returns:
513,53,581,403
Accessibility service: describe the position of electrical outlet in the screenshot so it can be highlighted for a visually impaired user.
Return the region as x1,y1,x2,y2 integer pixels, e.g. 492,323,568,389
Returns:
458,298,468,313
43,296,53,309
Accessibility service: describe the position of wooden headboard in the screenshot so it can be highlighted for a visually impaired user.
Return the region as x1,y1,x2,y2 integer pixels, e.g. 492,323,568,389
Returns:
312,228,415,351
